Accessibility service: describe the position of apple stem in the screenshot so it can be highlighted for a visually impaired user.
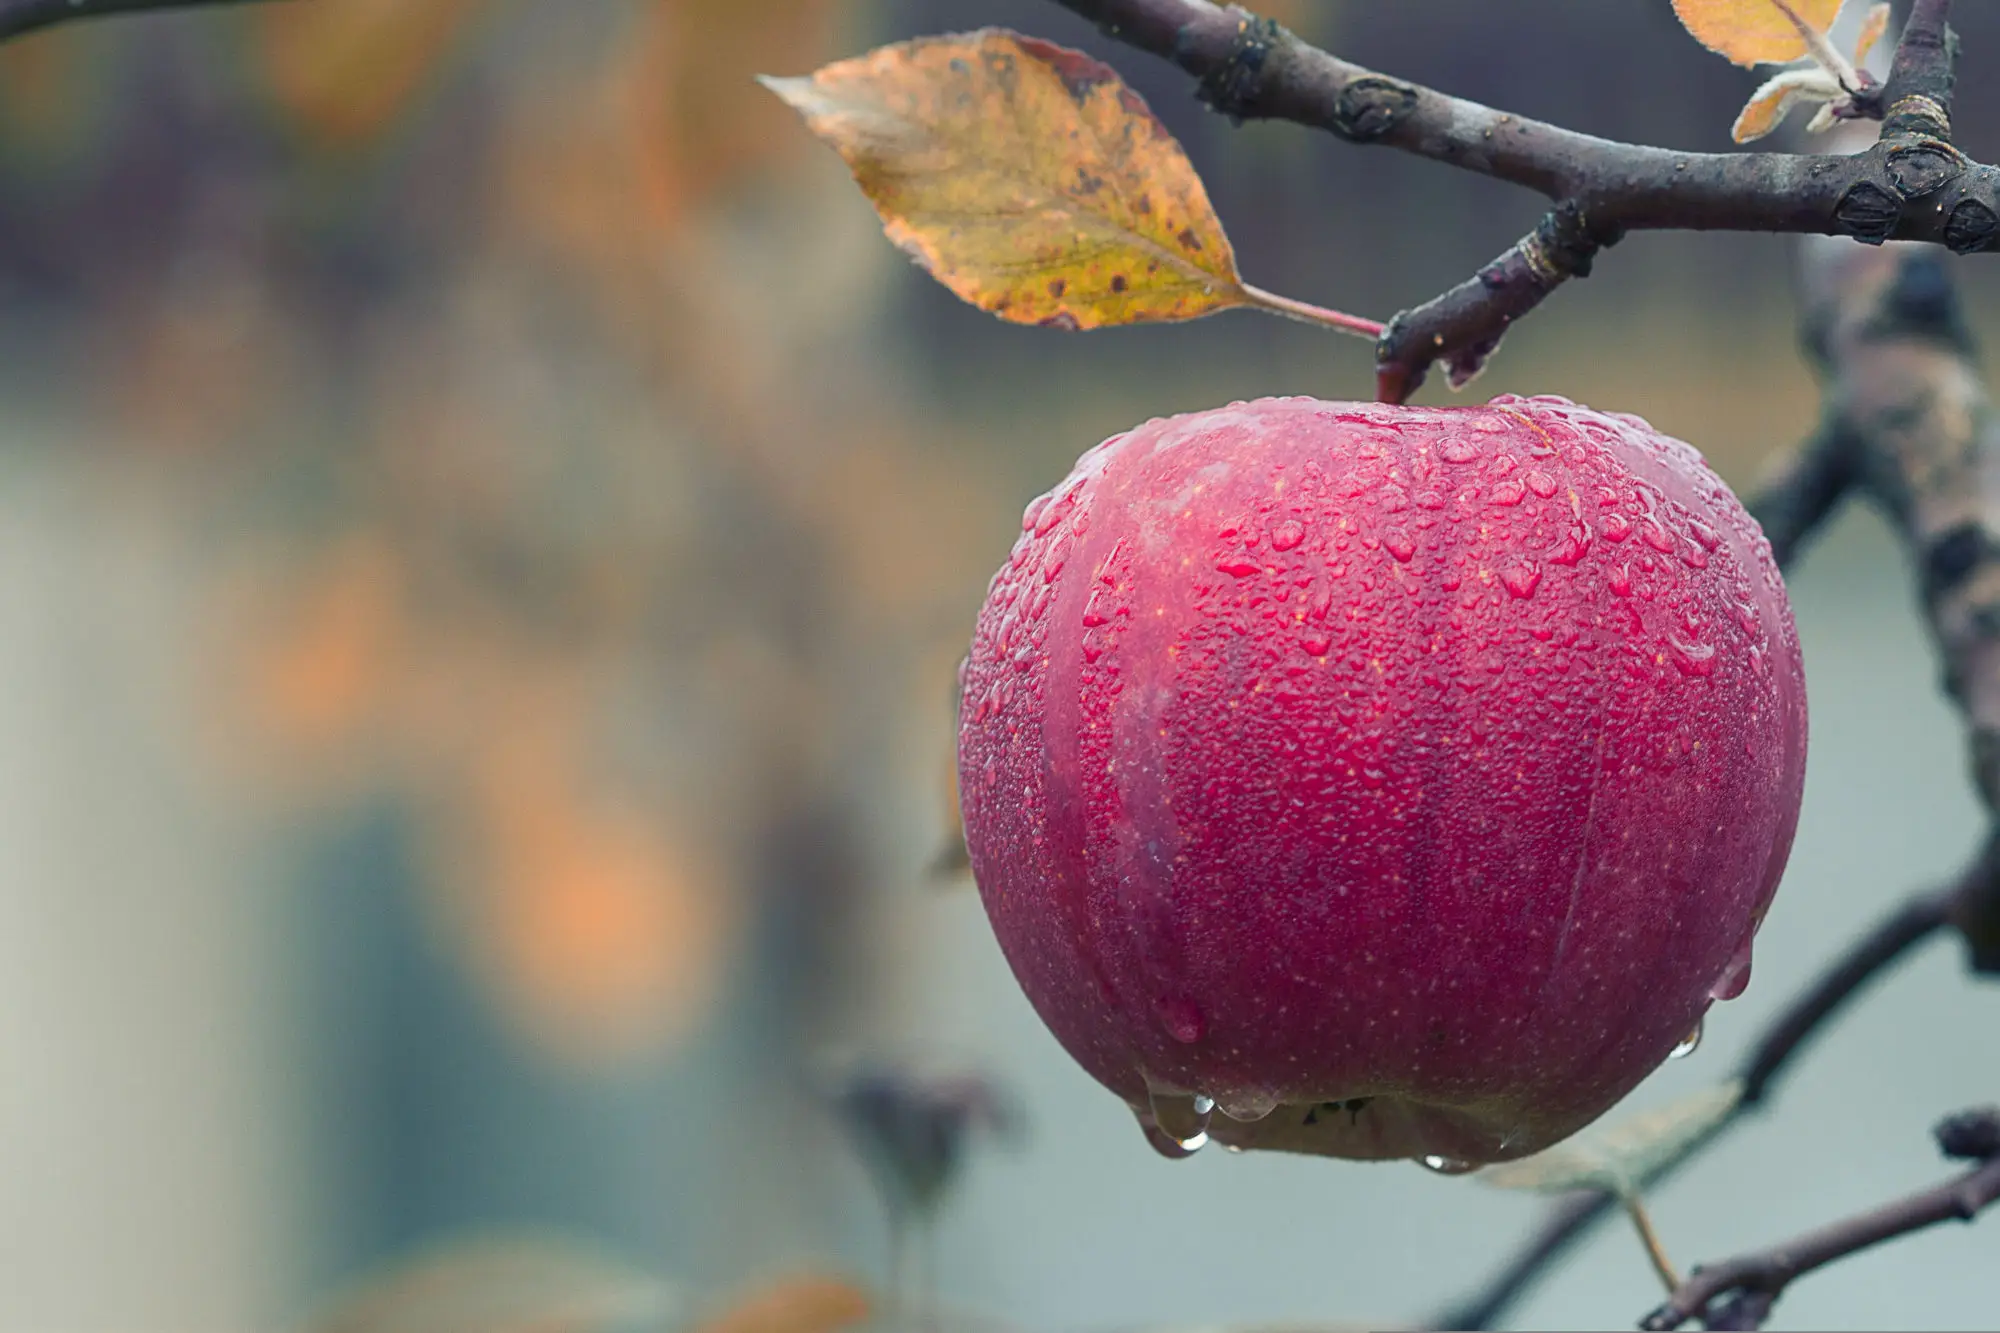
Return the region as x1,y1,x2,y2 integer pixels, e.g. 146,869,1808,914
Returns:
1237,282,1386,341
1622,1192,1683,1293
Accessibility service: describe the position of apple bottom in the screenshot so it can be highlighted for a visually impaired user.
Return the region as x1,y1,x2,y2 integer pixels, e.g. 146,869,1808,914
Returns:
1129,1083,1616,1169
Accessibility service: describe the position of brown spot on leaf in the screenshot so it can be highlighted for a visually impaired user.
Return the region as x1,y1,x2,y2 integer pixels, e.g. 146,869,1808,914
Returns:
1047,278,1066,298
1016,33,1117,102
1110,274,1128,293
1177,227,1202,251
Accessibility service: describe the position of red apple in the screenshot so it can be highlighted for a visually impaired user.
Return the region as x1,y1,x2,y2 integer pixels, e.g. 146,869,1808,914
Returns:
957,395,1806,1167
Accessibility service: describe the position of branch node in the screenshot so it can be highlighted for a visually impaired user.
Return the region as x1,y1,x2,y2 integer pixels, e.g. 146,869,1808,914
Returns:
1330,75,1420,143
1832,180,1903,244
1194,12,1279,124
1884,139,1965,199
1934,1106,2000,1161
1944,199,1997,254
1884,93,1952,142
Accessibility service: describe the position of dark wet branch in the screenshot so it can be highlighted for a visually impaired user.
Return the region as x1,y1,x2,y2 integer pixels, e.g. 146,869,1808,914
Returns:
1050,0,1990,398
1793,236,2000,848
1744,429,1852,571
1640,1107,2000,1331
0,0,283,43
1880,0,1958,134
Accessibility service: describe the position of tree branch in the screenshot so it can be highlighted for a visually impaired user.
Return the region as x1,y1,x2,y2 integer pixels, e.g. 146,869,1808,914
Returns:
1744,427,1852,571
0,0,283,43
1639,1107,2000,1331
1051,0,1993,398
1880,0,1956,135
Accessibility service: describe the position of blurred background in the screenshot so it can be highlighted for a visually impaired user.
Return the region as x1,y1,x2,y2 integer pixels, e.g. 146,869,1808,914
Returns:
0,1,1995,1329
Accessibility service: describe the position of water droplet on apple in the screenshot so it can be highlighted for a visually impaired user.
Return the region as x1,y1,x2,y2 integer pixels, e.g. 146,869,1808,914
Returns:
1668,637,1718,678
1302,633,1333,657
1710,940,1755,1000
1146,1085,1214,1152
1441,439,1480,464
1551,524,1592,566
1502,565,1542,599
1490,480,1526,508
1385,534,1417,563
1419,1155,1478,1175
1525,470,1558,499
1669,1016,1704,1059
1271,520,1306,552
1600,513,1632,543
1217,1089,1281,1122
1137,1115,1203,1160
1155,995,1207,1043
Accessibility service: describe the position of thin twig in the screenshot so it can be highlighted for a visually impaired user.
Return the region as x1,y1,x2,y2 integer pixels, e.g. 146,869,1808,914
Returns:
0,0,284,43
1639,1108,2000,1330
1050,0,1987,396
1622,1195,1682,1293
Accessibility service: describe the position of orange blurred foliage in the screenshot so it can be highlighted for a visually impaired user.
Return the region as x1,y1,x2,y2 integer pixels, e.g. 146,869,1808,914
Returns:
256,0,493,148
441,718,735,1067
251,535,406,757
25,0,1000,1073
690,1274,873,1333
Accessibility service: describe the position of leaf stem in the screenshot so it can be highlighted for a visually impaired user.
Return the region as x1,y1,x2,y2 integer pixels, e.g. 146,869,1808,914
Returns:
1238,282,1385,340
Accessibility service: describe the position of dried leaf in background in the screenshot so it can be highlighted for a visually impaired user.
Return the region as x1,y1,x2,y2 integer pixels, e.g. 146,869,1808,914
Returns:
303,1235,676,1333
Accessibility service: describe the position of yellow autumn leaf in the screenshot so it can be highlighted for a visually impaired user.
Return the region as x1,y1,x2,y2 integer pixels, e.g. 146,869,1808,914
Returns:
1671,0,1844,68
1730,68,1836,142
762,30,1376,336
